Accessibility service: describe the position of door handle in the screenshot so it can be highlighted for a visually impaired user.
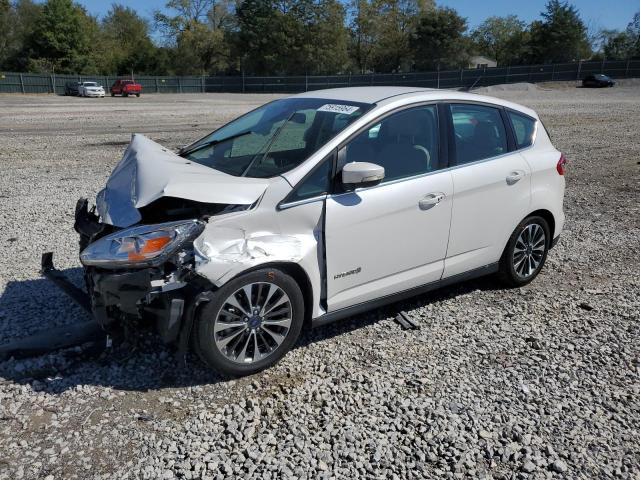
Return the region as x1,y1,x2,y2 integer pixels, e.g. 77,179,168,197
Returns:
506,170,525,185
419,192,445,210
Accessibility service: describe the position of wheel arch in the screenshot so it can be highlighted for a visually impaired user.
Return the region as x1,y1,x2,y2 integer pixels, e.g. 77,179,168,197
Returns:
223,261,315,330
528,208,556,242
500,208,556,259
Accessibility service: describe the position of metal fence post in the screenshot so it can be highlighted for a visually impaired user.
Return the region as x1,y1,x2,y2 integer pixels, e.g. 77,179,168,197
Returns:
576,60,582,83
50,74,54,94
242,71,245,93
437,67,440,89
625,58,630,78
551,64,555,81
305,74,308,92
507,65,510,83
201,75,205,93
601,58,605,73
155,77,159,93
178,77,182,93
19,73,25,93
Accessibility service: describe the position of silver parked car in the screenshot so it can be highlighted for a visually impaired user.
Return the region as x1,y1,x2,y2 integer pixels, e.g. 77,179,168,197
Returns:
45,87,566,376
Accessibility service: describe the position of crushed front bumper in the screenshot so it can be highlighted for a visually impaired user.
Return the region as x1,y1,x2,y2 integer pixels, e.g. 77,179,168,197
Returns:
42,199,214,350
41,251,194,344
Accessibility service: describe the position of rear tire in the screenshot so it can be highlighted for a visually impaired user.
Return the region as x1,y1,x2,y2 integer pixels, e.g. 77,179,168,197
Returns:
195,268,305,377
498,216,550,287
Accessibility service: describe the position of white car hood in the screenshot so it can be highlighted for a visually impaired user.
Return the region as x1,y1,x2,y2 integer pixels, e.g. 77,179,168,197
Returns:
96,134,269,227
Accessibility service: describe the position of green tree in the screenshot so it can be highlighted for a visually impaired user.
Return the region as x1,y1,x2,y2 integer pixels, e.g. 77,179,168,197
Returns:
296,0,350,74
156,0,231,74
236,0,349,75
99,4,157,75
598,29,632,60
0,0,10,66
348,0,376,72
155,0,215,37
26,0,98,73
526,0,591,63
173,22,229,74
348,0,433,73
411,6,469,71
371,0,426,72
0,0,42,70
471,15,528,65
626,11,640,58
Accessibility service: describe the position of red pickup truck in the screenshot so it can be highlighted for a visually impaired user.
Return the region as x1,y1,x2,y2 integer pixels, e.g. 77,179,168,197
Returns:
110,79,142,97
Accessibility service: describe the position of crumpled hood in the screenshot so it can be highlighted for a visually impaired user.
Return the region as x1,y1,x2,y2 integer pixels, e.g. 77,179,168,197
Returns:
96,134,269,227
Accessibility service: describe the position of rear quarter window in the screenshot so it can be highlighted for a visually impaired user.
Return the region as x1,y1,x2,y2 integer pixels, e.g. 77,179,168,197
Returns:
508,111,536,149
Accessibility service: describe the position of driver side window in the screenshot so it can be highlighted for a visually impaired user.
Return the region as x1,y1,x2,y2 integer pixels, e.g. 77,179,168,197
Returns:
342,105,440,183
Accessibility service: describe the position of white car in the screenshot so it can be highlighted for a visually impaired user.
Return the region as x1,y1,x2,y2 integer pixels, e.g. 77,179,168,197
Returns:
78,82,105,97
46,87,566,376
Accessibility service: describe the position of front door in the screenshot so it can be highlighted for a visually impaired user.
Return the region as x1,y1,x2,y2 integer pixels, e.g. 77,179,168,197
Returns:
324,105,453,311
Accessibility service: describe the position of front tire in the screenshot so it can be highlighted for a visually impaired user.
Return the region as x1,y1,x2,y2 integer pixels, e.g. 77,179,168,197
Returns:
498,216,550,287
195,268,305,377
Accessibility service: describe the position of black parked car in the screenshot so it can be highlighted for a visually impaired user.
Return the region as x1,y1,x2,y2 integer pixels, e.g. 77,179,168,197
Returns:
582,74,615,88
64,81,81,96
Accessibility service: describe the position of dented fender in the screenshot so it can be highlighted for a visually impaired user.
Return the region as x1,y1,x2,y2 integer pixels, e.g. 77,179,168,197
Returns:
191,185,327,318
194,225,312,284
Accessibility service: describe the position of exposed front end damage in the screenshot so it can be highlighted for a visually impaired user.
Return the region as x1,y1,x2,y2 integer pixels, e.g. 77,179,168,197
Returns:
41,132,324,362
73,198,213,346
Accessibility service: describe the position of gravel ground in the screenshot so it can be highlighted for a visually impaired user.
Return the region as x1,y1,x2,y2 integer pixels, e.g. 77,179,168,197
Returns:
0,84,638,480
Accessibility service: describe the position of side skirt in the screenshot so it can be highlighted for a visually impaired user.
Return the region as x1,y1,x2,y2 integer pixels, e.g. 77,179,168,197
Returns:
312,262,499,328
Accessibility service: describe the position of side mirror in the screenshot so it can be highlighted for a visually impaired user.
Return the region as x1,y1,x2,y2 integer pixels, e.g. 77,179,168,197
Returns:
342,162,385,187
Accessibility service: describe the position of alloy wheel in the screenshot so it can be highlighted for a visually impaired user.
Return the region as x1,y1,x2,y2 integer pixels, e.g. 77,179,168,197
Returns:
513,223,546,279
213,282,292,364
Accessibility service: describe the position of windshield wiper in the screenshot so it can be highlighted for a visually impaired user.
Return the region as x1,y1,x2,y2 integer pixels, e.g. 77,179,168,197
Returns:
240,111,298,177
180,130,254,156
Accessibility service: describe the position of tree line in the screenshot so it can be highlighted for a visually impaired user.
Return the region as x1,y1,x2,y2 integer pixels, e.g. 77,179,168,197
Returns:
0,0,639,76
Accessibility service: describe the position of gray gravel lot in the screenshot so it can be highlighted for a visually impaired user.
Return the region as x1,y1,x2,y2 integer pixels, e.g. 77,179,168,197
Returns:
0,85,639,479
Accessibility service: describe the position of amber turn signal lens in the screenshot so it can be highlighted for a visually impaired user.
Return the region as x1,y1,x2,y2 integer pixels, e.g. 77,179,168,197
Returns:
128,235,171,261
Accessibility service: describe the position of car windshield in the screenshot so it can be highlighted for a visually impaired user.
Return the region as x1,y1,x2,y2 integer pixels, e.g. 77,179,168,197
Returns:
596,74,609,80
182,98,373,178
84,82,97,87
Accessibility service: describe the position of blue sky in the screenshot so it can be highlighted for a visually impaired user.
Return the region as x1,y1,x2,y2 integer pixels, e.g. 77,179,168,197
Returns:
76,0,639,32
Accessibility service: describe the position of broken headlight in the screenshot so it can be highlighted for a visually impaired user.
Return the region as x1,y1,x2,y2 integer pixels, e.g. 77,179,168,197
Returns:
80,220,204,268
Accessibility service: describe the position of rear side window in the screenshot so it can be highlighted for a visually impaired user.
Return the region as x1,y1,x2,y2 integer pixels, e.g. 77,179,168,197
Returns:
450,104,507,165
508,111,536,149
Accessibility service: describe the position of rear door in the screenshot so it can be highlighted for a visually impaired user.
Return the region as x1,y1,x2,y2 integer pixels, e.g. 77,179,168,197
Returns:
444,102,531,277
325,104,454,311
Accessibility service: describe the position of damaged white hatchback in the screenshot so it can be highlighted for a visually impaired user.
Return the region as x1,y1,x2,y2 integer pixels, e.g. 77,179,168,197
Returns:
45,87,566,376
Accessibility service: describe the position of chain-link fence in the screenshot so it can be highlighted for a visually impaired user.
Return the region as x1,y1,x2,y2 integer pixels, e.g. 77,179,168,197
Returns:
1,59,638,95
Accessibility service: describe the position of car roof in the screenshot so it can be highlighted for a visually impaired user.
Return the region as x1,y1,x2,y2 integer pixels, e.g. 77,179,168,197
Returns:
293,86,433,104
292,86,537,118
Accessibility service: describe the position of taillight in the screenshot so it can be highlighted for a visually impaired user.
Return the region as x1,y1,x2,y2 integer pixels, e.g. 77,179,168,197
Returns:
556,153,567,175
